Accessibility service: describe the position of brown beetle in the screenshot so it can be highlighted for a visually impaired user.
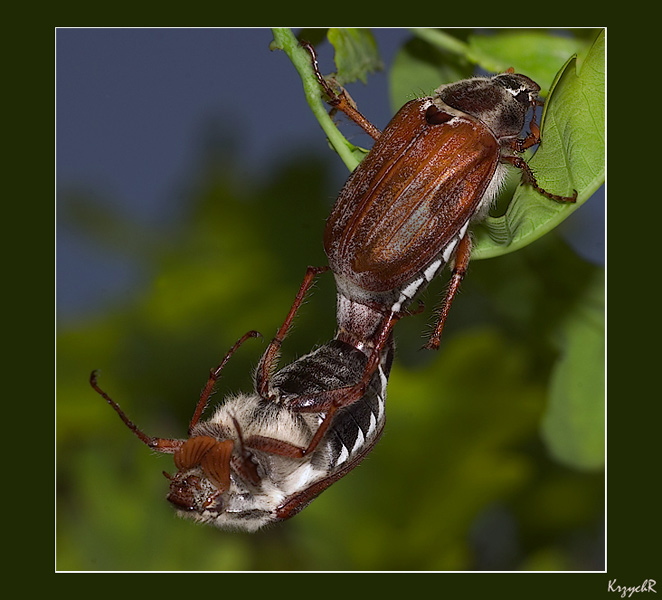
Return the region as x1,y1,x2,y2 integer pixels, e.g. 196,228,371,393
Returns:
302,42,577,356
91,325,394,531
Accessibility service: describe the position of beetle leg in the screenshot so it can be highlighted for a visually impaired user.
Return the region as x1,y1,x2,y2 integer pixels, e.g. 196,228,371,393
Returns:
246,390,356,459
299,40,381,141
512,101,542,152
256,265,331,399
502,155,578,203
244,434,308,459
229,416,261,485
513,119,541,151
188,330,262,433
89,371,184,454
424,233,473,350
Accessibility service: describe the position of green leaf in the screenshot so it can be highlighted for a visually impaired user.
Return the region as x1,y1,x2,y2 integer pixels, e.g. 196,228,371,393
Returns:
327,28,383,86
466,31,592,93
472,29,605,259
410,28,596,94
541,268,605,470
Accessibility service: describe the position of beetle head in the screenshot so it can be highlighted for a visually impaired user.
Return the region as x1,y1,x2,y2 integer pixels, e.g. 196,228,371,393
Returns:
434,72,541,140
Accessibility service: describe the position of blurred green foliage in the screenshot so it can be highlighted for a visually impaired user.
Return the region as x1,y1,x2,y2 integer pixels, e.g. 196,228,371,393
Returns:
57,29,604,571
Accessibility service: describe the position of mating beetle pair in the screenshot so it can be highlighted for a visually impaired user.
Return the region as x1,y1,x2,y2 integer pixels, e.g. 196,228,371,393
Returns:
91,41,576,531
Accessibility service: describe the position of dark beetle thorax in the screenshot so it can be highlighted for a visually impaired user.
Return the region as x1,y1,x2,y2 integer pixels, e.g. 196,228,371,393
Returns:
435,73,540,139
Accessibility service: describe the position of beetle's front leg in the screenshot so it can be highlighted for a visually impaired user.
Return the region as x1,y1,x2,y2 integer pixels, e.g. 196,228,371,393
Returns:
507,100,576,201
300,40,382,141
513,119,541,152
502,155,578,203
512,98,543,152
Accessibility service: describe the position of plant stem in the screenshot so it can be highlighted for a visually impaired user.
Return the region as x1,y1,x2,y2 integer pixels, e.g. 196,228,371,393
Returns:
270,28,360,171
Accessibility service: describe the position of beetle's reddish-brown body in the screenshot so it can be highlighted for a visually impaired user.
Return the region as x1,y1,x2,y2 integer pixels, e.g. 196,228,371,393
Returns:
325,97,499,297
318,66,576,348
